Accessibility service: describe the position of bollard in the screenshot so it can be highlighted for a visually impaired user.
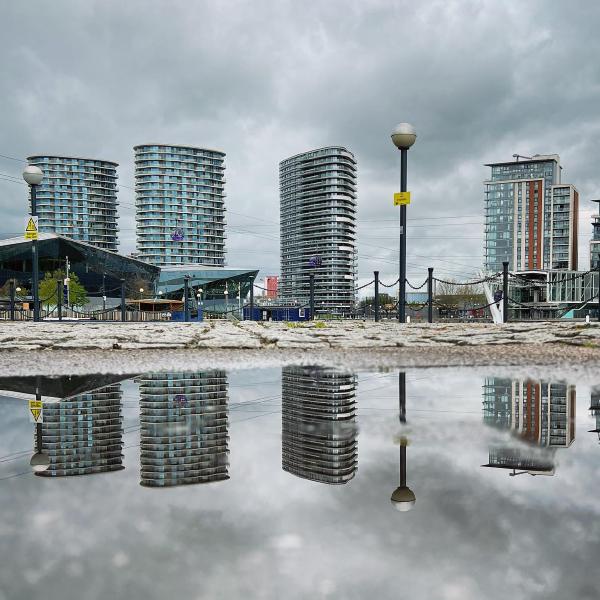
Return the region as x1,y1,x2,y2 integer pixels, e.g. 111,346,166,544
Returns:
56,279,62,321
184,276,190,322
309,274,315,320
502,261,509,323
374,271,380,322
9,280,15,321
120,279,126,322
427,267,434,324
249,280,254,321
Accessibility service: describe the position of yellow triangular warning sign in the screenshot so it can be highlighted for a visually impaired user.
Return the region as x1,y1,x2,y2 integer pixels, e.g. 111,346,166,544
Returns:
26,218,38,233
30,408,41,421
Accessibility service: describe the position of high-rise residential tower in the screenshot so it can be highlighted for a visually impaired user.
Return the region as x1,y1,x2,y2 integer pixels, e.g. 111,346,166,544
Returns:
279,147,357,314
484,155,579,272
26,155,119,251
134,144,226,266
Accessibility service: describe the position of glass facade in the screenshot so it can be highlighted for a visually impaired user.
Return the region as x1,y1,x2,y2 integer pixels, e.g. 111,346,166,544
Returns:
484,156,577,273
281,367,357,484
0,234,159,296
279,147,357,314
27,155,119,251
135,144,226,266
591,211,600,270
139,372,229,487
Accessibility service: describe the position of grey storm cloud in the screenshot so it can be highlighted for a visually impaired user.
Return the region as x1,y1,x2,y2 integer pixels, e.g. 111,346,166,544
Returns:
1,0,599,283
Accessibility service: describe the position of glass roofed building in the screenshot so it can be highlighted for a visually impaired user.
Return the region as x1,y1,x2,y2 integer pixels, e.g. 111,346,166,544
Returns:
0,233,159,298
26,155,119,251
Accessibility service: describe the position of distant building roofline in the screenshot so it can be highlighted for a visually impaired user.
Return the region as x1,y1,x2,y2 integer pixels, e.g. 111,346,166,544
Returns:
485,154,560,168
133,143,225,156
27,155,118,167
280,146,355,165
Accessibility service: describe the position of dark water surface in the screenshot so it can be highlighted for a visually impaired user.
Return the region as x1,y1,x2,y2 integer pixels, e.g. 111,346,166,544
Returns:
0,368,599,600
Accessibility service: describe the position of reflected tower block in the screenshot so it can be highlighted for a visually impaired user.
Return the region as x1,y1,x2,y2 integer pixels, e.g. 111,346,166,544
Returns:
482,378,576,475
139,372,229,487
36,383,124,477
282,367,357,484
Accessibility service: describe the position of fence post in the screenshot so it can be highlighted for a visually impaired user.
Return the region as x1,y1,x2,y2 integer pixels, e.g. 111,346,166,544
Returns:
56,279,62,321
374,271,380,322
9,280,15,321
184,276,190,322
428,267,434,324
502,261,509,323
309,274,315,320
120,279,126,322
249,280,254,321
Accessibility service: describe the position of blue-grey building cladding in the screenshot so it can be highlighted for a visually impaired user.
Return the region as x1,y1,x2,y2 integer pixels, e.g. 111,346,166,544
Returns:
27,155,119,251
279,147,357,314
135,144,226,267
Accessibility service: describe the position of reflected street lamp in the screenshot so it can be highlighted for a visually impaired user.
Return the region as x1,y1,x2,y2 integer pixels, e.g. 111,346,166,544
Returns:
23,165,44,322
391,123,417,323
390,371,416,512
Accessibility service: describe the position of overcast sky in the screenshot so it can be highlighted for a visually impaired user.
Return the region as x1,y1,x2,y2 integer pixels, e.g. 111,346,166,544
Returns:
1,0,599,288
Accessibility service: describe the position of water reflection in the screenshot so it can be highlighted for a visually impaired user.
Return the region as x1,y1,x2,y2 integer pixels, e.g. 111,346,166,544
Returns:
482,378,576,475
139,372,230,487
37,382,124,477
281,367,358,484
391,373,416,511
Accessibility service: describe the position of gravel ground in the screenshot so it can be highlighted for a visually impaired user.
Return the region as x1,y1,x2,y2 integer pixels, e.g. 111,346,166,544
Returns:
0,320,599,377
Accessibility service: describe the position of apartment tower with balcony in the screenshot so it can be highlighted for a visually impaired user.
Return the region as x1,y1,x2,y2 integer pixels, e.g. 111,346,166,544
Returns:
484,155,579,273
134,144,226,266
27,155,119,251
279,147,357,314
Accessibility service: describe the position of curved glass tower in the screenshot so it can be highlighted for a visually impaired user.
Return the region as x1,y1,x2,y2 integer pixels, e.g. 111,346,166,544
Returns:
279,147,357,314
134,144,226,266
27,155,119,251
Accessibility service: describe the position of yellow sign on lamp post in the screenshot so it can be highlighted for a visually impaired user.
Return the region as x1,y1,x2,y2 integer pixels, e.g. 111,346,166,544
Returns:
394,192,411,206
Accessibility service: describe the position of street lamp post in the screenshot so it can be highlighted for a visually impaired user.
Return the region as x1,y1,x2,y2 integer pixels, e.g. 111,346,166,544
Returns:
23,165,44,322
102,272,106,311
391,123,417,323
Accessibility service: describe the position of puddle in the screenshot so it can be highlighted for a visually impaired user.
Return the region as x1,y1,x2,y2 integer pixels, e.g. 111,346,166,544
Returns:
0,367,599,599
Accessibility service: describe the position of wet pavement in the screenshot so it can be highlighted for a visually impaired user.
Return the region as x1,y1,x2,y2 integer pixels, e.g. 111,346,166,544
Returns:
0,366,598,599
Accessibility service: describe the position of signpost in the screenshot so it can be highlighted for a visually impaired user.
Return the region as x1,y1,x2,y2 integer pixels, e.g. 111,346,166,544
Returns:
24,216,39,240
394,192,411,206
28,399,43,424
